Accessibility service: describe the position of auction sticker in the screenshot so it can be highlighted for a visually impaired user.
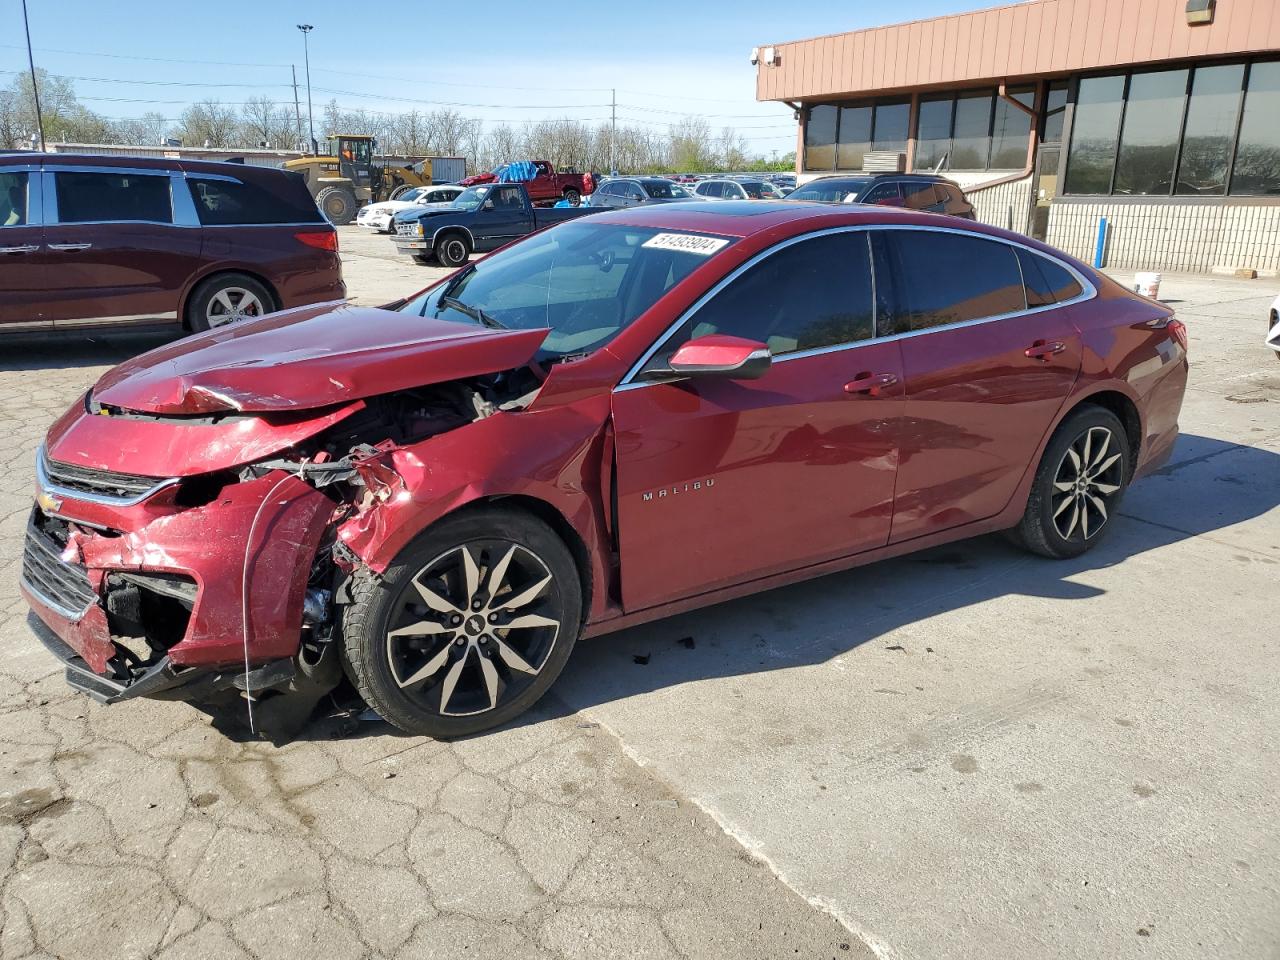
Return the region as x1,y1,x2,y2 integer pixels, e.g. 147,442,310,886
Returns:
642,233,730,256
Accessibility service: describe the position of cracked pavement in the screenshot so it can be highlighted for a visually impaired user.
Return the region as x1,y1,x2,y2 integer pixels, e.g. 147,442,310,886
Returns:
2,238,1277,960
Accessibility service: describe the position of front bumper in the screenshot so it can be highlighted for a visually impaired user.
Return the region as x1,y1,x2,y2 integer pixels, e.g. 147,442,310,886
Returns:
22,458,334,700
392,236,429,252
357,212,393,230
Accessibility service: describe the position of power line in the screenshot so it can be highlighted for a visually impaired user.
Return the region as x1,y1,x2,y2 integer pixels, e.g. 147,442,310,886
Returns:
0,42,287,68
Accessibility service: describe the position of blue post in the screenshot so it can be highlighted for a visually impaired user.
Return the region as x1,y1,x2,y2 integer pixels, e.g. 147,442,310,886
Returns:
1093,217,1108,268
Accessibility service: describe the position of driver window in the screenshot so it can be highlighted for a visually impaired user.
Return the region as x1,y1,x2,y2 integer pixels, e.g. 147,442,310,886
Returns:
0,172,27,226
641,231,875,372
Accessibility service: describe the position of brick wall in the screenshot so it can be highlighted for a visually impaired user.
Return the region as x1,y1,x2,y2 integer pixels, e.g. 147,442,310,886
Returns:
1046,201,1280,276
961,173,1034,234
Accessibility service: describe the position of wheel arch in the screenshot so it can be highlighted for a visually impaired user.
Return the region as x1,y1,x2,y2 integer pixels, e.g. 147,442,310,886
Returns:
179,268,281,330
430,224,475,250
1071,389,1142,473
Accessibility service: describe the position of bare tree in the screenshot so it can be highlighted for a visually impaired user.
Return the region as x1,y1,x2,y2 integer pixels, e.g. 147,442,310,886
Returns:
669,115,716,172
241,96,295,149
177,100,240,148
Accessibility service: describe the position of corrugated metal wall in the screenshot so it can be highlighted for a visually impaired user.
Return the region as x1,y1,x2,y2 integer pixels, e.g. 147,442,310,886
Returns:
757,0,1280,102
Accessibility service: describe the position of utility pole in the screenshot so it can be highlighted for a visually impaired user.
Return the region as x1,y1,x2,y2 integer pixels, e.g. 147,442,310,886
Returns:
290,65,304,153
21,0,45,151
297,24,317,155
610,88,616,175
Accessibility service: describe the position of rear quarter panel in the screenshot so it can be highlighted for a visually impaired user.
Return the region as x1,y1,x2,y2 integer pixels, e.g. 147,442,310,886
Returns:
181,225,344,314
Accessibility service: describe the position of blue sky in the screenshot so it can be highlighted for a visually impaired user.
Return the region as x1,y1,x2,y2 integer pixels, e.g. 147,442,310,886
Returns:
2,0,999,156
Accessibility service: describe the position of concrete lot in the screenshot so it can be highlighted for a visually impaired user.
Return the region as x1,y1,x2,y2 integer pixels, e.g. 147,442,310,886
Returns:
0,227,1277,960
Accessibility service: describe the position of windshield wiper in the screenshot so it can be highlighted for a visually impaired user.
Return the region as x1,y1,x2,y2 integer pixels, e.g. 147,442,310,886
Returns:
439,296,506,330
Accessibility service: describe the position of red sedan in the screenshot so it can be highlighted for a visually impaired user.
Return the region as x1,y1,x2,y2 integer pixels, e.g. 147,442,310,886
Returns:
23,202,1187,737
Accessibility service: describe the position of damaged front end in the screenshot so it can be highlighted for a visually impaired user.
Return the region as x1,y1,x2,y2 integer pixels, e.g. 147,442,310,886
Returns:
25,332,549,733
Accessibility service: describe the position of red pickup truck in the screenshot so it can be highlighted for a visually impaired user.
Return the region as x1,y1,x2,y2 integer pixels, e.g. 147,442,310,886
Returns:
458,160,594,205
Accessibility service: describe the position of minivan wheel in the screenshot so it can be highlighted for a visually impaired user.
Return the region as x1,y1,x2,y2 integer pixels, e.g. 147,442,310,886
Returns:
187,273,274,332
1013,406,1131,559
436,234,470,268
340,507,582,738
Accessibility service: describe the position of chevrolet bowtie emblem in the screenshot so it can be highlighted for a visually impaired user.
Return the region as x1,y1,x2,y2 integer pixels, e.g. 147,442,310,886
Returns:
36,490,63,514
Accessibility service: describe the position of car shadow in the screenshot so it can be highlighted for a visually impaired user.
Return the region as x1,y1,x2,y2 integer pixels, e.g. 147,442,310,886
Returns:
291,431,1279,745
1,329,184,371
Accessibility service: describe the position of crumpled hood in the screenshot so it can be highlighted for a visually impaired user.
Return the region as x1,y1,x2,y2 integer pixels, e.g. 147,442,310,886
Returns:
91,301,549,415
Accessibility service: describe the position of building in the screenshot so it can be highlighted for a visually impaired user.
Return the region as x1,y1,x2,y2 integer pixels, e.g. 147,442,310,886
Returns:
755,0,1280,275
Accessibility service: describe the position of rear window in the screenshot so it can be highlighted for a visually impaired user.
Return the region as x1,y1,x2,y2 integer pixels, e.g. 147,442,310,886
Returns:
882,230,1026,332
639,180,680,199
1017,248,1085,306
55,171,172,224
788,179,873,203
187,175,324,226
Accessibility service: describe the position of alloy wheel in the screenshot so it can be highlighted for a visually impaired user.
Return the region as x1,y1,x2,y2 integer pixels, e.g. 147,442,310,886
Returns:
206,287,265,327
385,541,562,717
1050,426,1124,542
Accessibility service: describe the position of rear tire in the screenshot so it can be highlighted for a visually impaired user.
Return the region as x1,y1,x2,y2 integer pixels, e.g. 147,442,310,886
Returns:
1013,405,1132,559
186,273,274,332
339,507,582,738
388,183,415,201
562,187,581,205
316,185,358,225
435,232,470,268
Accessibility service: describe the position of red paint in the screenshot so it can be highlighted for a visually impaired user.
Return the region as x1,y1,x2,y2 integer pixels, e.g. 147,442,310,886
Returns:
27,203,1185,687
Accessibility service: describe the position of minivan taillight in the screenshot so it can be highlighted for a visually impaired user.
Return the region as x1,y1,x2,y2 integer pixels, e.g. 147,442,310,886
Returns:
295,230,338,252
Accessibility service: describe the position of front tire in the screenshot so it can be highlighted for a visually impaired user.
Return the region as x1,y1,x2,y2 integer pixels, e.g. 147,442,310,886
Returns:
435,233,470,268
340,507,582,738
1012,405,1131,559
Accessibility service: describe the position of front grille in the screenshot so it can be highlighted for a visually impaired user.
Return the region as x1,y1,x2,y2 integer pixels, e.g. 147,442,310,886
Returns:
396,223,417,236
22,513,96,619
42,454,162,500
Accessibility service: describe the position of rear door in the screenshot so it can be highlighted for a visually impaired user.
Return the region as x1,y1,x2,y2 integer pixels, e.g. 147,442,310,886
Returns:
0,165,49,330
861,181,904,207
612,230,904,610
875,227,1082,542
41,167,202,326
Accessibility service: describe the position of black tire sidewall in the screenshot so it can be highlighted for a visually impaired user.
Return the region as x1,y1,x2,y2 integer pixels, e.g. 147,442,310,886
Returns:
342,507,582,738
1021,406,1131,559
436,234,469,268
187,273,274,332
563,188,580,205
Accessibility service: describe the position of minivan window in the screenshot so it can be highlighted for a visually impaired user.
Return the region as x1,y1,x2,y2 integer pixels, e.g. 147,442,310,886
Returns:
187,176,325,226
884,230,1026,332
55,171,172,224
648,231,874,366
0,172,27,226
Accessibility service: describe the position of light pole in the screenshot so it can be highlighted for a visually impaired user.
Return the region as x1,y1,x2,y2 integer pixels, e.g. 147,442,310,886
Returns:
297,24,316,155
21,0,45,151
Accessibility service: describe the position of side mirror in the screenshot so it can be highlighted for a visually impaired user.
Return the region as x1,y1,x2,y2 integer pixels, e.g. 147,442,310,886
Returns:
482,199,494,210
668,335,771,380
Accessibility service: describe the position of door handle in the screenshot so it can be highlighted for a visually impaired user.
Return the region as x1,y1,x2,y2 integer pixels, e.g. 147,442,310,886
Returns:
1024,339,1066,360
47,243,93,252
0,244,39,254
844,372,899,395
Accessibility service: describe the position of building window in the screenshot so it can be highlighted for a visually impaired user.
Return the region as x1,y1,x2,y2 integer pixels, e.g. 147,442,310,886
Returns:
911,86,1032,172
837,105,872,171
1064,75,1125,194
1064,58,1280,197
1176,63,1244,195
805,100,907,172
1231,60,1280,196
804,105,838,171
1042,81,1069,143
1114,69,1188,195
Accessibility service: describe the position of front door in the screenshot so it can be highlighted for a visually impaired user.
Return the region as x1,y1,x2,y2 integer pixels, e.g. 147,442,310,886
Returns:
612,230,904,611
874,229,1082,542
474,184,530,250
0,168,48,329
41,168,203,325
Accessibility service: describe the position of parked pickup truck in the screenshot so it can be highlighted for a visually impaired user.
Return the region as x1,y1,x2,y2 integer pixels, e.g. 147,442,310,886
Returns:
391,182,600,267
458,160,593,206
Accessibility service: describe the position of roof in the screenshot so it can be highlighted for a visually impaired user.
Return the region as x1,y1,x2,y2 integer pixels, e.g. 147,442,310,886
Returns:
1,152,294,179
755,0,1280,102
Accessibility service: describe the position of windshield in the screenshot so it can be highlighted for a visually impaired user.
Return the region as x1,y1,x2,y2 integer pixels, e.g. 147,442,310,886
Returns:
741,181,782,199
788,178,873,203
452,185,493,211
639,180,682,199
398,221,736,360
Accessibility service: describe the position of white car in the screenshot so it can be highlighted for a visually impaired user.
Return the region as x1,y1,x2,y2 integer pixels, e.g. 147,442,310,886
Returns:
355,185,465,232
692,178,786,201
1268,292,1280,359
